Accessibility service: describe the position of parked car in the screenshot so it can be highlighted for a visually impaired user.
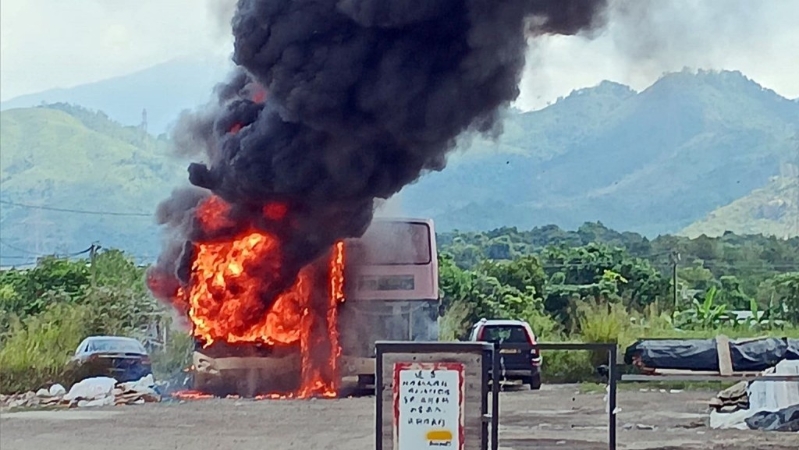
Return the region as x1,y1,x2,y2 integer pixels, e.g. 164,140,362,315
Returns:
68,336,153,383
469,319,542,390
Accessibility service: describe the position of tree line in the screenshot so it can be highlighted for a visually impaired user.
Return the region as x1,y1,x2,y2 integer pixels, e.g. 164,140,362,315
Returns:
437,222,799,338
1,222,798,391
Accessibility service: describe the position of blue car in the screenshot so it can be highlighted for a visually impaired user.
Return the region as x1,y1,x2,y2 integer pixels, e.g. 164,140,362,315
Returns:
68,336,153,383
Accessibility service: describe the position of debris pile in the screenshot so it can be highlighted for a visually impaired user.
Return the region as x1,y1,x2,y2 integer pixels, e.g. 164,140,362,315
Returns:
709,381,749,413
0,375,161,410
709,360,799,432
622,335,799,432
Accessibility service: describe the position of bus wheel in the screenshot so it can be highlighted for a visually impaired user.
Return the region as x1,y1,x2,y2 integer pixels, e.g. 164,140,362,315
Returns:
357,374,375,389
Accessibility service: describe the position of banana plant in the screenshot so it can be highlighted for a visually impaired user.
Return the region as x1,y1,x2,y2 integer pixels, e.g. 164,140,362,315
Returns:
673,286,728,330
743,297,769,331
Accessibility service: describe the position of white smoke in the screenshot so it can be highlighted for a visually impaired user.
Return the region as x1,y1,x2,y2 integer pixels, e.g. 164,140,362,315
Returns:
517,0,799,110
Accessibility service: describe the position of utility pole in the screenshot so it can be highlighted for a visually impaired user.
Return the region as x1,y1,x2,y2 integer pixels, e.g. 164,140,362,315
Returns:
89,242,101,289
670,250,681,310
140,109,148,134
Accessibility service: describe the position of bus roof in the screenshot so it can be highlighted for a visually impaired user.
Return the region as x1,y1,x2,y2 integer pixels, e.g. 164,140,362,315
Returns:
369,217,434,225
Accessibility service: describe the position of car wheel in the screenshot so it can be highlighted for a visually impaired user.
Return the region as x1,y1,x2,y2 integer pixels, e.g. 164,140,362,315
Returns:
528,372,542,390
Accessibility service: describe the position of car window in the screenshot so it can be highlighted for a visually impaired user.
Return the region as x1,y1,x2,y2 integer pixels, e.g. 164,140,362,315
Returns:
75,341,87,355
87,339,145,354
480,325,528,343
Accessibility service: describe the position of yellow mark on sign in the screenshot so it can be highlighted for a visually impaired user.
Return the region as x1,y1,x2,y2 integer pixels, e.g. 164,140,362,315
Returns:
426,430,453,441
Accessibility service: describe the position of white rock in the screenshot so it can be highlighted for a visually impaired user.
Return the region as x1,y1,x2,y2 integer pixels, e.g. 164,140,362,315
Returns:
36,388,51,397
118,374,156,394
49,384,67,396
64,377,117,401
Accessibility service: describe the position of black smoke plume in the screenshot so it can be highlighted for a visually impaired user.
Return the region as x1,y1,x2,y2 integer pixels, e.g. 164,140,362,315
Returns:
148,0,607,307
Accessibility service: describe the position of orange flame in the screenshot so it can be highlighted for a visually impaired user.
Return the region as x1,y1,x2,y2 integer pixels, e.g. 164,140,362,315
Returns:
253,89,267,104
262,202,288,221
252,84,267,104
171,390,214,401
176,195,345,398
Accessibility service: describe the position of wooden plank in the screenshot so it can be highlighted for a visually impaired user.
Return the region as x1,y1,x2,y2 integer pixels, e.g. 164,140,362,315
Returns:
652,369,760,376
623,373,799,382
193,351,300,371
716,335,733,376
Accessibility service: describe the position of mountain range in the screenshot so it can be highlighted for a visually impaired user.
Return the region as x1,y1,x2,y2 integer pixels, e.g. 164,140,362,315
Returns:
0,57,230,136
402,70,798,235
1,64,797,266
0,104,183,265
683,173,798,238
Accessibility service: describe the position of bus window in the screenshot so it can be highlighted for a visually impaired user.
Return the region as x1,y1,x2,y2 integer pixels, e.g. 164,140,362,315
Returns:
350,221,431,265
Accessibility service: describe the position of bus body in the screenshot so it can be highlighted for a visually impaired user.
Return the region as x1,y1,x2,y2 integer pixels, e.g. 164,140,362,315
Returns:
338,218,440,384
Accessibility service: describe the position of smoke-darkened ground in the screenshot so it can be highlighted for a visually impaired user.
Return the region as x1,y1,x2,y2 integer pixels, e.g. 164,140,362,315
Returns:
2,386,796,450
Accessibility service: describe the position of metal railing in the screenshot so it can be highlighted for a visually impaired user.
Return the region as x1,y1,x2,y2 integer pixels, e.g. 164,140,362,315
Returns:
490,342,619,450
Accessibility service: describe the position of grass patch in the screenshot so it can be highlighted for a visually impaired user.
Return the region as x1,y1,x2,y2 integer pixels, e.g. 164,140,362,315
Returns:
151,329,193,380
536,302,799,384
578,381,737,394
541,349,594,383
0,304,88,394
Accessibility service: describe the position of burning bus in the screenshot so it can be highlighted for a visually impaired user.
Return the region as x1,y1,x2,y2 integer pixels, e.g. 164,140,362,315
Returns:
147,0,608,401
339,218,440,389
166,209,439,398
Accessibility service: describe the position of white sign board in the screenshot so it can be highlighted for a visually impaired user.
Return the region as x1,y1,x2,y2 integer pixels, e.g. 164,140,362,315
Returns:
393,362,464,450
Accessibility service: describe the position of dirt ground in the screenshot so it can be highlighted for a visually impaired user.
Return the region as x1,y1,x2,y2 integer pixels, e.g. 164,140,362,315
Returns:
1,385,796,450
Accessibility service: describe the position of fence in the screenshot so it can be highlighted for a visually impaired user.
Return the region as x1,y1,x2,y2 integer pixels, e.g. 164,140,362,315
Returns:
491,342,619,450
374,341,620,450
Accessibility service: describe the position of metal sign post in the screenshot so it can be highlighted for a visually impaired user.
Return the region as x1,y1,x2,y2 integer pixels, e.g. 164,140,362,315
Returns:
375,342,495,450
376,341,618,450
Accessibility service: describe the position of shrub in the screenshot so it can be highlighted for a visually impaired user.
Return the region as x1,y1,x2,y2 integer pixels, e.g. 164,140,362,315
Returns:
540,348,594,383
151,329,194,380
0,303,89,393
576,301,630,368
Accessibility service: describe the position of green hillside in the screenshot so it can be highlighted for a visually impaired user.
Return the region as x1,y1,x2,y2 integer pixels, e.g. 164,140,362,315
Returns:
0,104,182,265
1,70,797,265
0,57,228,135
402,69,799,235
683,172,799,238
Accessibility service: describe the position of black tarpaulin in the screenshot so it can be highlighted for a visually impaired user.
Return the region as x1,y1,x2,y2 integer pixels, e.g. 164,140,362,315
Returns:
624,337,790,372
745,405,799,432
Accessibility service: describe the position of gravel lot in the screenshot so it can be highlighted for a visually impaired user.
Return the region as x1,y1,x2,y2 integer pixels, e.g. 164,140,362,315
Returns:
1,385,797,450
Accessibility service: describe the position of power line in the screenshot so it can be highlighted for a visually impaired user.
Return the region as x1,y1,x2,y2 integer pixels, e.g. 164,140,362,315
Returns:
0,199,151,217
0,239,94,258
0,239,43,256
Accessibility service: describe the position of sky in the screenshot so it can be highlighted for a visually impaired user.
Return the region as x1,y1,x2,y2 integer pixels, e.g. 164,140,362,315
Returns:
1,0,798,107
